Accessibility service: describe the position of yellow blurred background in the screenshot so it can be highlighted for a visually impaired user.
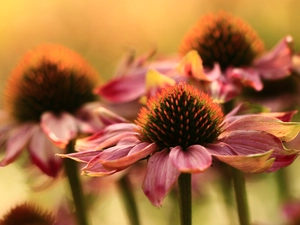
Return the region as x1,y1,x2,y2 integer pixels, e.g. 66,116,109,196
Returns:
0,0,299,83
1,0,300,224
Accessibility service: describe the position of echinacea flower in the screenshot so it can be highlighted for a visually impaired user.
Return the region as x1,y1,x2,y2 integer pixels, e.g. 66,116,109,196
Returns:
58,83,300,206
0,44,108,177
179,11,293,102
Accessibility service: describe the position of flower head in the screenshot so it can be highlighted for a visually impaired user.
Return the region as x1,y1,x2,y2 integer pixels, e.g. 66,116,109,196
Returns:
179,11,265,71
0,44,106,177
4,44,99,122
178,11,293,102
136,82,223,148
59,83,300,206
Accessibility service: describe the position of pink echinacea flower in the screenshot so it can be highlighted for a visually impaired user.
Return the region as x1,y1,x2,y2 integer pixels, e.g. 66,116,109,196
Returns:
58,83,300,206
0,44,107,177
179,11,293,102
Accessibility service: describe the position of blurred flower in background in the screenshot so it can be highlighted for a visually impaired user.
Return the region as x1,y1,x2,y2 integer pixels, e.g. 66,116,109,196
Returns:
0,44,103,177
0,202,54,225
179,11,293,102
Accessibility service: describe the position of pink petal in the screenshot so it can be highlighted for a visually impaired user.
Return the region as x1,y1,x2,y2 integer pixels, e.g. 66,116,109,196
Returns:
95,73,146,103
41,112,78,149
100,100,143,120
222,115,300,142
169,145,212,173
29,126,62,177
94,107,128,126
82,154,117,177
75,123,138,151
215,130,299,172
117,136,140,146
205,142,237,156
208,77,242,103
101,142,157,170
254,36,293,79
259,111,297,122
76,131,137,151
0,123,34,166
204,63,222,81
268,153,298,172
82,145,135,175
213,150,274,173
219,130,288,155
57,150,101,163
227,67,263,91
223,103,296,124
142,149,181,207
74,102,104,133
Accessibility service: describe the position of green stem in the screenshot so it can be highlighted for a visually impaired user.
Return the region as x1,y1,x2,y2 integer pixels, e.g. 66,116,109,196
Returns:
64,140,89,225
218,162,235,224
275,168,292,202
178,173,192,225
118,175,141,225
231,167,250,225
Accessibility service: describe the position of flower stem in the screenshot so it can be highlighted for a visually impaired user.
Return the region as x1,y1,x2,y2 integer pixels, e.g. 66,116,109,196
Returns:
275,168,292,202
118,175,141,225
231,167,250,225
178,173,192,225
218,161,235,224
64,140,89,225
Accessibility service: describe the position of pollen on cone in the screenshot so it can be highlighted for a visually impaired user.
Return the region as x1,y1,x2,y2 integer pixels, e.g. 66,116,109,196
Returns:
136,83,224,149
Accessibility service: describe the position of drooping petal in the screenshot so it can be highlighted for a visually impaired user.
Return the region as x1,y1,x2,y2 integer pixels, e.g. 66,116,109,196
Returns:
254,36,293,80
267,153,298,172
223,105,296,127
82,154,117,177
142,149,181,207
56,150,101,163
261,111,298,122
214,130,299,172
76,131,137,151
219,130,290,156
41,112,78,149
95,73,146,103
208,77,242,103
213,150,274,173
29,126,62,177
0,123,34,166
94,107,128,126
100,100,143,120
140,69,176,104
222,115,300,142
205,142,238,156
75,123,138,151
74,102,105,133
101,142,157,170
82,145,135,175
169,145,212,173
227,67,263,91
177,50,216,81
